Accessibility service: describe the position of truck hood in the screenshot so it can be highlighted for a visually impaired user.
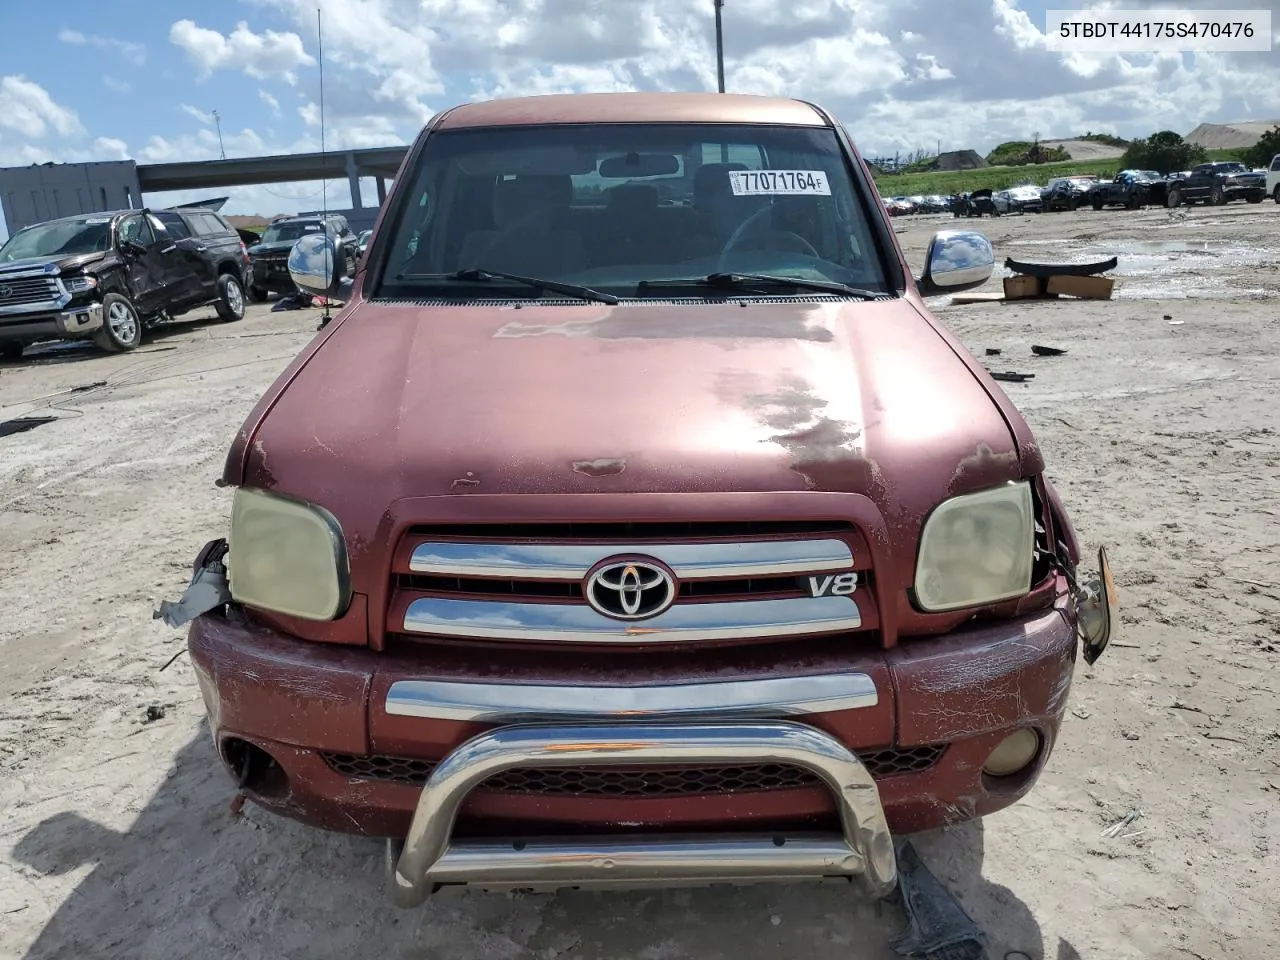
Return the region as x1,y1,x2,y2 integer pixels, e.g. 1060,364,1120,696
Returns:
0,251,107,275
240,297,1026,544
249,241,297,257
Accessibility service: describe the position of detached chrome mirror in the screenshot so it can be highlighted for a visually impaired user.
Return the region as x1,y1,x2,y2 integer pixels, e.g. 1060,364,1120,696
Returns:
1076,545,1118,665
288,233,339,297
917,229,994,296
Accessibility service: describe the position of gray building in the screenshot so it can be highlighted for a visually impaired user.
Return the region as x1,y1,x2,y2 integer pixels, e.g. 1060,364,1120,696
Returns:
1,160,144,234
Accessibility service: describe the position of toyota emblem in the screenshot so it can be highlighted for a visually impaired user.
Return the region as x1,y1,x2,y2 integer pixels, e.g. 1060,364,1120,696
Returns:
585,558,677,621
0,285,11,299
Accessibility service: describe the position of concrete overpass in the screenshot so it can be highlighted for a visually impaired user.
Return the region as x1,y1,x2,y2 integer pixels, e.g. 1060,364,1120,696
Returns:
1,145,411,235
137,145,409,205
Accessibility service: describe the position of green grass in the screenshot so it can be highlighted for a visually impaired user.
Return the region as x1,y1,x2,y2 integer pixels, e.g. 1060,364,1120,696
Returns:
872,147,1249,196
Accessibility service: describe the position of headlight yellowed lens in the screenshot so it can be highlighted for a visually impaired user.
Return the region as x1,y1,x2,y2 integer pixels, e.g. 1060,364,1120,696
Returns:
228,488,349,620
914,481,1035,612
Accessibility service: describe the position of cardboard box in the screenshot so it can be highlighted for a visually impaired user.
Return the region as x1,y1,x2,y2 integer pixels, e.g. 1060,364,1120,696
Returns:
1046,274,1115,299
1003,275,1045,299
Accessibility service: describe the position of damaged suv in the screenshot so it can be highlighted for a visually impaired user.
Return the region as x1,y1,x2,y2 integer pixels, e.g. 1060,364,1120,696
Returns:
170,92,1115,907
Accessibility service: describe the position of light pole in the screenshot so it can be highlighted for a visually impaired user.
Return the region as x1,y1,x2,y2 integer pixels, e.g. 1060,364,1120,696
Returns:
714,0,725,93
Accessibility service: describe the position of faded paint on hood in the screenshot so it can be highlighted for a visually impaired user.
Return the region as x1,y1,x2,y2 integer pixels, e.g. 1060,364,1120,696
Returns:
239,298,1024,572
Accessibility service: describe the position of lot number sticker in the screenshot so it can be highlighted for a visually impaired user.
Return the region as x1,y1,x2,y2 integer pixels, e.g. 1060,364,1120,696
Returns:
729,170,831,196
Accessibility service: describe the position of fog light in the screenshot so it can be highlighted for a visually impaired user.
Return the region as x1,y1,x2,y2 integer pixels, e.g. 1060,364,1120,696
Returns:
983,729,1040,776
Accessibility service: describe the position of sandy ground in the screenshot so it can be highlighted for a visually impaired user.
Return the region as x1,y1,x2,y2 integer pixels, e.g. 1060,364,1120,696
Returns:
2,203,1279,960
1039,139,1125,161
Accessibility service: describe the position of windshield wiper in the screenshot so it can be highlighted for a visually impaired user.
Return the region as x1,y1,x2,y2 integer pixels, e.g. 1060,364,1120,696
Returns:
638,273,885,300
395,268,618,305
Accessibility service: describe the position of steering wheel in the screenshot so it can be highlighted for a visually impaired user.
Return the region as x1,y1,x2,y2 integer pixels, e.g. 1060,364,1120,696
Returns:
717,203,820,272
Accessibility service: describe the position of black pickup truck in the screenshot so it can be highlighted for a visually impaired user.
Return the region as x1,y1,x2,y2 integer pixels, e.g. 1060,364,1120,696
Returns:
1088,169,1168,209
1166,162,1267,207
246,214,359,301
0,207,250,358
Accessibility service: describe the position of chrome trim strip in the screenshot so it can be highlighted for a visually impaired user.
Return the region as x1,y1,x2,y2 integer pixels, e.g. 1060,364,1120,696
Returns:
402,595,862,644
408,539,853,580
385,673,878,722
390,721,896,906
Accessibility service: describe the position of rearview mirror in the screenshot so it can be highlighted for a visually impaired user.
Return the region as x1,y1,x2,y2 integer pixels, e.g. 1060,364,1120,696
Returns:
598,152,680,178
288,233,340,297
916,229,994,296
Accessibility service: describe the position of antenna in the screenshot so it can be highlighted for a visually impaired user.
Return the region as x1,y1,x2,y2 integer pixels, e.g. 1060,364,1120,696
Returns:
212,109,226,159
317,6,332,326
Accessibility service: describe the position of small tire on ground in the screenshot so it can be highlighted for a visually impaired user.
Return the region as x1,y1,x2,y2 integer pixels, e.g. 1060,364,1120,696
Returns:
216,274,246,322
0,341,23,361
92,293,142,353
1247,192,1264,204
1167,189,1182,208
1091,198,1104,210
248,284,268,303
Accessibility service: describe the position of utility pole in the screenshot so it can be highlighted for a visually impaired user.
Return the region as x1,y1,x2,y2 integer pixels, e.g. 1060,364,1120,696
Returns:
212,110,226,159
714,0,726,93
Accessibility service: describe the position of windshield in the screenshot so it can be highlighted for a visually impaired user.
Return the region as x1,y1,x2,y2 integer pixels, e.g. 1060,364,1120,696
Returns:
375,122,890,298
260,221,326,244
0,218,111,262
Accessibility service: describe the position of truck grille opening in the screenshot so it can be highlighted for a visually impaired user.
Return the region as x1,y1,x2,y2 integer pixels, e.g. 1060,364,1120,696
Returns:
395,572,811,601
321,746,944,793
0,276,60,308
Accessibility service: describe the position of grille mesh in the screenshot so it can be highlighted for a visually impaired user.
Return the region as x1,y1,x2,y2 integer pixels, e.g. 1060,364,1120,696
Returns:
321,746,944,793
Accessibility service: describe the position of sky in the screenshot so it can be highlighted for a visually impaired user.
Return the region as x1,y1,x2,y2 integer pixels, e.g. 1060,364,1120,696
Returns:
0,0,1277,223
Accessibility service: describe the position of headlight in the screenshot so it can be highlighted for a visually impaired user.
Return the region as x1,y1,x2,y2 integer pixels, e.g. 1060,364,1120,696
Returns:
63,276,97,294
913,481,1035,612
228,488,350,620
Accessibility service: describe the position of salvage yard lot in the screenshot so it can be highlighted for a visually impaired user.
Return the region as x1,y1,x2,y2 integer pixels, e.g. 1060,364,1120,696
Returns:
2,204,1279,959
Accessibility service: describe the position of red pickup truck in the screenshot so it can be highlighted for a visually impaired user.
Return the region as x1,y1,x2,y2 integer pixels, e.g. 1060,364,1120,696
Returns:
172,92,1115,906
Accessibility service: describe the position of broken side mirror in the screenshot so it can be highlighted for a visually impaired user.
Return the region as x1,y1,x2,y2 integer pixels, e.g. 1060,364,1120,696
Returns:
916,229,994,297
288,233,340,297
119,239,147,258
1076,545,1118,665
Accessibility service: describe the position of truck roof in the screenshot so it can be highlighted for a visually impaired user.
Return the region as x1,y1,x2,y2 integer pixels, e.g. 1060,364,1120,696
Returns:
435,92,830,130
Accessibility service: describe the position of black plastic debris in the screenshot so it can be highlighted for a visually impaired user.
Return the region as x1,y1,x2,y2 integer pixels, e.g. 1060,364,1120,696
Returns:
1031,345,1067,356
889,840,986,960
0,416,57,439
1004,256,1117,278
985,348,1002,356
989,371,1035,382
143,705,167,724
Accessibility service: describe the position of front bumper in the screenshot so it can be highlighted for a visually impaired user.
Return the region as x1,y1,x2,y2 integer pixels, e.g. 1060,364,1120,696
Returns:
0,303,103,342
250,261,295,292
388,720,895,906
190,591,1079,899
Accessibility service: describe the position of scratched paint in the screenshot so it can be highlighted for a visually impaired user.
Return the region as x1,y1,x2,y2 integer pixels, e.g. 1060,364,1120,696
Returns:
572,458,627,477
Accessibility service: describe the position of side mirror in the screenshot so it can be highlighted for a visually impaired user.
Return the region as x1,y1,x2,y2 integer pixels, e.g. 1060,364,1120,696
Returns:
916,229,994,297
288,233,340,297
119,239,147,257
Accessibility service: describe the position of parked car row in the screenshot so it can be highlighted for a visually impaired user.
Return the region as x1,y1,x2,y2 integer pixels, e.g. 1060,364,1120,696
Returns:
882,157,1280,219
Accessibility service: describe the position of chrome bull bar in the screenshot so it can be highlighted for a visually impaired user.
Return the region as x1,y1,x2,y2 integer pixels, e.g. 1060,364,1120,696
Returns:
390,720,897,907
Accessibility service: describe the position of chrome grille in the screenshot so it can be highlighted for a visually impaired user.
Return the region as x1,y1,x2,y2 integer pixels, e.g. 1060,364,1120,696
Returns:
392,523,868,645
321,747,945,791
0,275,60,309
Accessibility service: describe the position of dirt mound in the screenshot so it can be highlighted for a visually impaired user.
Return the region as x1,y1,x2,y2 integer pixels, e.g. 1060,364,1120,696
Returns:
1186,120,1280,150
1040,139,1125,160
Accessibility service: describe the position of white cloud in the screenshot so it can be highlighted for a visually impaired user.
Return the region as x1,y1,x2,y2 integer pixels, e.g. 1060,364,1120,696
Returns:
58,28,146,65
102,74,132,94
169,19,316,85
248,0,1280,157
259,89,281,116
180,104,214,124
0,75,84,139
